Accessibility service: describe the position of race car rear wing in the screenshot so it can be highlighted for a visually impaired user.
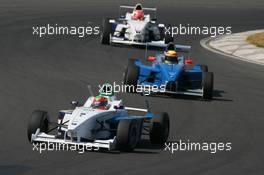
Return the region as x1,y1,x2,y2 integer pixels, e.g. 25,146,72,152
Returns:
175,44,192,52
146,42,191,53
142,42,191,60
119,5,157,11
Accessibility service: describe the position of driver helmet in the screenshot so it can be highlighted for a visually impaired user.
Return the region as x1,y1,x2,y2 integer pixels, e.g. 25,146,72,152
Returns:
132,10,144,20
164,50,178,63
92,95,108,110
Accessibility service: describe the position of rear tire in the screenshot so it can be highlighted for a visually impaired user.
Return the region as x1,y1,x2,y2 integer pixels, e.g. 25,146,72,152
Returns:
116,120,139,152
164,25,173,44
123,59,139,93
149,112,170,144
158,26,165,40
202,72,214,99
27,110,49,142
100,18,112,45
199,65,208,72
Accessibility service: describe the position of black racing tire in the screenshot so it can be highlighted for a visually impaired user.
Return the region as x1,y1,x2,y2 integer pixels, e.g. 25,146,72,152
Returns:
100,18,112,45
165,34,174,44
164,25,173,44
165,81,177,92
116,120,139,152
158,26,165,41
202,72,214,99
27,110,50,142
199,65,208,72
149,112,170,144
123,58,139,93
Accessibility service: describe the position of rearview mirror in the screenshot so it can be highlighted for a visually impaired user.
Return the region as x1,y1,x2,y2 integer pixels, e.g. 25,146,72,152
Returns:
120,15,125,19
70,101,79,109
114,106,124,110
185,59,193,65
147,56,156,61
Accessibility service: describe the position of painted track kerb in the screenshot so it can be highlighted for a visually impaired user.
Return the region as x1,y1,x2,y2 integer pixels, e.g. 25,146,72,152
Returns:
200,29,264,66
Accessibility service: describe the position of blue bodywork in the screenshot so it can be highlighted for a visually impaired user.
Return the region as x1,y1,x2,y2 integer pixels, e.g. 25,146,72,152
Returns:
113,112,153,122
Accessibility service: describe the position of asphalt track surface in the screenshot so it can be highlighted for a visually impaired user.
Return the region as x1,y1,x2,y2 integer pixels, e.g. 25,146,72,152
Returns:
1,0,264,175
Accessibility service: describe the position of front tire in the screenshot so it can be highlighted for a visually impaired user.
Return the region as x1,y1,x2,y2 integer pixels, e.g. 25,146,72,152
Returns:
123,59,139,93
164,25,173,44
199,65,208,72
159,26,165,40
116,120,139,152
202,72,214,99
27,110,50,142
149,112,170,144
100,18,112,45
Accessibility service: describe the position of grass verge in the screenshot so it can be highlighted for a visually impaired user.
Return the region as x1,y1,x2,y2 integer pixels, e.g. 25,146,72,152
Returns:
247,32,264,48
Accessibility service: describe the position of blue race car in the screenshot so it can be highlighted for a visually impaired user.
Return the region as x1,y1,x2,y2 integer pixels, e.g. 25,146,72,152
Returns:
123,43,214,99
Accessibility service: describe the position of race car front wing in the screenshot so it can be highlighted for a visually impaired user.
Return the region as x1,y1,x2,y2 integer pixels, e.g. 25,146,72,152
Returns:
140,85,204,97
31,129,116,150
110,36,167,47
164,88,203,97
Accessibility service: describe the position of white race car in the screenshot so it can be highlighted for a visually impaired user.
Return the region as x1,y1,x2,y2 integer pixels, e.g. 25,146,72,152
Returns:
100,3,173,47
27,86,170,152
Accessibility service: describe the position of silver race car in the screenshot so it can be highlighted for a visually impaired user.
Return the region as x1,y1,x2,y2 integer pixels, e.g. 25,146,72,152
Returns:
27,85,170,152
100,3,173,47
